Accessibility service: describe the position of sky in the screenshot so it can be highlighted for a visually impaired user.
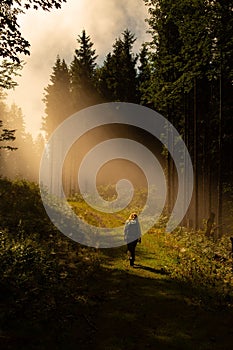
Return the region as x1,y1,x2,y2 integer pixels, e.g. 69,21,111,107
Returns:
7,0,150,138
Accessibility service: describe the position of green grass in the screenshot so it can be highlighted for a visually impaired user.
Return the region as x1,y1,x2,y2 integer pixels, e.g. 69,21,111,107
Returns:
89,233,233,350
1,229,233,349
1,179,233,349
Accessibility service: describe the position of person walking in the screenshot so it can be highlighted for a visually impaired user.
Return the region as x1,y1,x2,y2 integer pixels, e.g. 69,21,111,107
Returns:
124,213,141,267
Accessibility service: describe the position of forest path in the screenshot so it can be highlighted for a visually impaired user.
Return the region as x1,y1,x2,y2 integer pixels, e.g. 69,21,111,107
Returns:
1,234,233,350
87,241,233,350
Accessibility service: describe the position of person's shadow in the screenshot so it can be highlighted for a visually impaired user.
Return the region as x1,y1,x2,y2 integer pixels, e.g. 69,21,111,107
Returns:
133,264,170,275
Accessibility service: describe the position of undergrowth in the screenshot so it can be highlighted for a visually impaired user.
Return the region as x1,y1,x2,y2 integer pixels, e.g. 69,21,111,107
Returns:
0,176,233,347
144,227,233,305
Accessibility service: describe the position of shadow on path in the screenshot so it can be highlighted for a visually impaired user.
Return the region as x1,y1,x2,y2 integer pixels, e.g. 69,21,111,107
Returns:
133,264,170,275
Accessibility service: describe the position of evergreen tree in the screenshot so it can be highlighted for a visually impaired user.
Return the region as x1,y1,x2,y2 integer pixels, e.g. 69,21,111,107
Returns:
1,104,36,179
0,120,16,150
143,0,189,219
143,0,233,230
97,29,138,102
0,93,16,152
210,0,233,233
0,93,16,175
42,56,71,138
137,44,152,104
70,30,99,112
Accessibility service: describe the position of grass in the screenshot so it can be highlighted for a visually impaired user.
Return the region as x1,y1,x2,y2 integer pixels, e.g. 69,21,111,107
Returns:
1,228,233,349
89,233,233,350
1,179,233,349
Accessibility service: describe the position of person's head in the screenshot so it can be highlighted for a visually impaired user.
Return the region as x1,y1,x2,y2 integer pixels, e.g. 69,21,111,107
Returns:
129,212,137,221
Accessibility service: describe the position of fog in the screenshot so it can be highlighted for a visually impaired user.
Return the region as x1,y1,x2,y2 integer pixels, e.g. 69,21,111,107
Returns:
7,0,150,137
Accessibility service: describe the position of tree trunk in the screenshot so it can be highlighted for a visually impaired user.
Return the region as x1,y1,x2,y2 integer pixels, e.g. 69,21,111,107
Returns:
193,77,198,230
217,59,223,237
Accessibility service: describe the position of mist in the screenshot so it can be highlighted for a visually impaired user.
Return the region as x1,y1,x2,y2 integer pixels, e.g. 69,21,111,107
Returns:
6,0,150,137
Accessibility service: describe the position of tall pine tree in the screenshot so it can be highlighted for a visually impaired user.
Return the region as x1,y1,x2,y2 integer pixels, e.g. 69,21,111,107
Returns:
137,44,152,105
143,0,233,231
70,30,99,112
97,29,138,102
42,56,71,138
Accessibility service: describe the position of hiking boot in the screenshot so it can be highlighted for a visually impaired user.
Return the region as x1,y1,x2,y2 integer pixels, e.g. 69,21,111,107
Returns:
129,258,134,266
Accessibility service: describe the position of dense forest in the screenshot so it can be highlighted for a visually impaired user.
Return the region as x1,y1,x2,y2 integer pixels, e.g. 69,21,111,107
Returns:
45,0,233,234
1,1,233,349
2,0,232,233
